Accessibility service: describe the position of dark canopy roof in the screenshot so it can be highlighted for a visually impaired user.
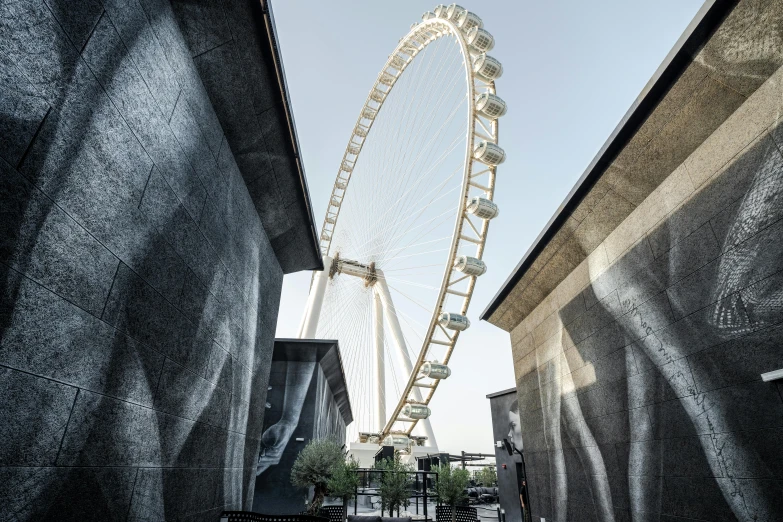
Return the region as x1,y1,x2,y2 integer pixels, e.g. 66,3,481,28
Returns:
486,387,518,399
273,338,353,425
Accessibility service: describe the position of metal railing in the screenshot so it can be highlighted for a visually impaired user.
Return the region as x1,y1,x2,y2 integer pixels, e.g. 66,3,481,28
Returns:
352,468,440,521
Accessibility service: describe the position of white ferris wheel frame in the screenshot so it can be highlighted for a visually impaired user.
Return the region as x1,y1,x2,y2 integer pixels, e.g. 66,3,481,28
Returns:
306,13,499,443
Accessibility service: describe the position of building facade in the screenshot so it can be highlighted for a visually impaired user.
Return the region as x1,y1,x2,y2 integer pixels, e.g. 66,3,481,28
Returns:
253,339,353,515
487,388,526,522
0,0,321,519
482,1,783,521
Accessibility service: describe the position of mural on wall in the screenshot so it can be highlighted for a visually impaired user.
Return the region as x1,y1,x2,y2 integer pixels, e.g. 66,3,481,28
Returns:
0,0,285,519
253,341,350,515
488,390,525,522
519,117,783,522
257,360,316,476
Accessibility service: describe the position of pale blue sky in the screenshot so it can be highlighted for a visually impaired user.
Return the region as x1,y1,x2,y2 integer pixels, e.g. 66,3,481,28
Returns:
272,0,704,454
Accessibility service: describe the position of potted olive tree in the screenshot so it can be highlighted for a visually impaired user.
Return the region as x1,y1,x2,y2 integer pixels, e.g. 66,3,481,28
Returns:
291,439,344,515
327,455,360,521
377,453,414,517
434,463,470,522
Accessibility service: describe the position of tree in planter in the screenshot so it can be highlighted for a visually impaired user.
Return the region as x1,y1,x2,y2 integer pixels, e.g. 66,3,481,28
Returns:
434,463,470,522
377,453,414,517
290,439,344,515
475,466,497,487
327,455,360,521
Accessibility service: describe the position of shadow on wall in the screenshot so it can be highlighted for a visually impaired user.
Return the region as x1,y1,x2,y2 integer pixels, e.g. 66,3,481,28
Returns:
520,124,783,521
1,0,281,519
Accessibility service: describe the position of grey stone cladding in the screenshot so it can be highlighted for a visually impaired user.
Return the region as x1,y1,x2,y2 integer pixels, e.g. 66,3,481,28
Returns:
515,89,783,522
0,0,287,519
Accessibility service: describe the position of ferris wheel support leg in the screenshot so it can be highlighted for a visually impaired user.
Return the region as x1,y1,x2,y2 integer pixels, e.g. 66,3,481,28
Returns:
297,255,333,339
375,271,438,448
373,289,386,431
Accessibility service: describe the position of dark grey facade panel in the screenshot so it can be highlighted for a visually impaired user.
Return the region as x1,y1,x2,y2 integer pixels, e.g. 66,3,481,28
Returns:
253,339,351,515
487,390,525,522
516,130,783,522
170,0,323,273
481,0,740,322
0,0,310,518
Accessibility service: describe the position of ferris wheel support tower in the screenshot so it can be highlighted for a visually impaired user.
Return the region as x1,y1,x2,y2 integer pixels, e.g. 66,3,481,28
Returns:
299,3,508,452
297,258,438,446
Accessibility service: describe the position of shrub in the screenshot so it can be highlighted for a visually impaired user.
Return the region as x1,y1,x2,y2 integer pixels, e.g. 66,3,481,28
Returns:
434,463,470,522
377,452,414,517
290,439,344,515
328,455,360,519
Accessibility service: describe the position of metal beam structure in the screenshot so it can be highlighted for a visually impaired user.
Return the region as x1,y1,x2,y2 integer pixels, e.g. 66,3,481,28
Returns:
372,290,386,431
375,271,438,447
297,256,333,338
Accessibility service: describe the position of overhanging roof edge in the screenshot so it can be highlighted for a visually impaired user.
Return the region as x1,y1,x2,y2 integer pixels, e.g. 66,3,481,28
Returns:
486,387,518,399
273,338,353,425
480,0,738,323
260,0,324,272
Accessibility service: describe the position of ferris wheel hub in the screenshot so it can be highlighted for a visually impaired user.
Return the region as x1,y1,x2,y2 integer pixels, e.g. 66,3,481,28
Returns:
330,255,378,286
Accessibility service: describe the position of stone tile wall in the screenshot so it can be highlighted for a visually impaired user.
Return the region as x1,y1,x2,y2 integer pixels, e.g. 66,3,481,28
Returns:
1,0,283,519
509,64,783,522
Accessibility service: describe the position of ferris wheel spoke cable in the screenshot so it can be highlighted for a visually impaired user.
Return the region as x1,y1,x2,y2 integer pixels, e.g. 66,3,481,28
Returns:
324,286,366,365
349,132,465,259
351,155,462,261
362,131,466,258
355,96,465,259
392,310,427,364
383,204,461,269
312,5,506,445
355,234,453,262
380,58,461,201
379,173,464,256
374,40,456,185
363,48,463,241
383,203,462,268
356,49,444,239
385,71,465,193
378,275,440,291
370,205,460,263
358,197,459,259
359,128,460,256
374,83,467,228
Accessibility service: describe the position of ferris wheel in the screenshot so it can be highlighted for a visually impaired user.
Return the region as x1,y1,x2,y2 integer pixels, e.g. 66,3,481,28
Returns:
298,3,506,449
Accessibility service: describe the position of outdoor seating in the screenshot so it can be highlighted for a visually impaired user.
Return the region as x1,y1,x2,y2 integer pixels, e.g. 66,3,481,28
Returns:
347,516,412,522
220,512,330,522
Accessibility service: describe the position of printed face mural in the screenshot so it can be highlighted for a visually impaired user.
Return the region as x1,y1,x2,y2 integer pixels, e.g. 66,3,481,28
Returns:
0,0,283,519
503,5,783,520
257,361,316,476
508,399,523,454
489,390,525,522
